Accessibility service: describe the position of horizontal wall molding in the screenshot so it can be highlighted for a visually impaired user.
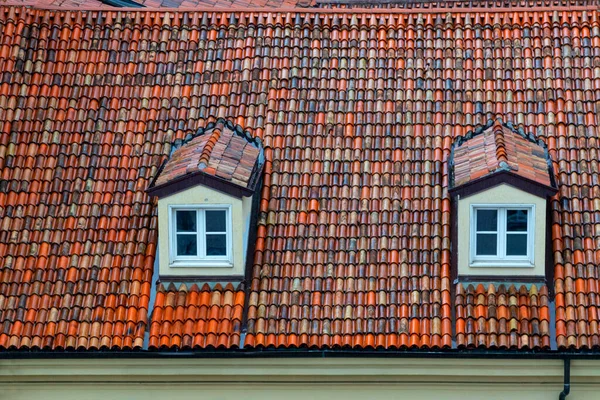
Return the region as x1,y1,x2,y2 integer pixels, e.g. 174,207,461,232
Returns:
2,358,600,385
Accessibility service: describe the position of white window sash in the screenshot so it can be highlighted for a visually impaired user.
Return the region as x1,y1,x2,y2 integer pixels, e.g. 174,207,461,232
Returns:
470,204,534,266
169,205,233,267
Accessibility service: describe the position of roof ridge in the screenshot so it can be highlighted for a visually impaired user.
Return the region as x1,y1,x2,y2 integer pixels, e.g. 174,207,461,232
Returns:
197,124,223,172
492,121,509,167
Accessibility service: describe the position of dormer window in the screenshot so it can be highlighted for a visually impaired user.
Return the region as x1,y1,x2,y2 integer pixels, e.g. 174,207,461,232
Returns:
147,119,264,279
170,206,232,267
449,120,557,282
471,205,534,266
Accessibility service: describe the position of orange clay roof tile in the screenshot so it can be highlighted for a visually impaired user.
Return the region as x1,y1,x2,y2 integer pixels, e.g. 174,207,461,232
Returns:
3,0,599,9
0,7,599,352
150,119,263,195
451,120,555,189
148,283,244,350
455,284,551,350
2,0,316,9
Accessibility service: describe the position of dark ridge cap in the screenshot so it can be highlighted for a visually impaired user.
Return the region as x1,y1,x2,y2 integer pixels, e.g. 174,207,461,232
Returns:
452,118,549,151
169,119,263,159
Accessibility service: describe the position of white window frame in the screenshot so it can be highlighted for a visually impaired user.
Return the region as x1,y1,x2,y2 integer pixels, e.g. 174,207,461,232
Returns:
168,204,233,268
470,204,535,267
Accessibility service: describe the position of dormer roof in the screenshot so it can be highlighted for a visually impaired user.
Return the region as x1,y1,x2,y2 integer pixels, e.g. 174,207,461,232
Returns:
450,120,557,198
147,119,264,198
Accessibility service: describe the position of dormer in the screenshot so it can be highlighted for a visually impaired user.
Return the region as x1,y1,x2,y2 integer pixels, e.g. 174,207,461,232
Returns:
449,120,557,282
147,119,264,279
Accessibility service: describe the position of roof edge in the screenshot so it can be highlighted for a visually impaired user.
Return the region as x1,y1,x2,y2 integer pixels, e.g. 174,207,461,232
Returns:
7,4,600,12
449,169,558,199
146,169,254,198
456,275,547,284
0,348,598,359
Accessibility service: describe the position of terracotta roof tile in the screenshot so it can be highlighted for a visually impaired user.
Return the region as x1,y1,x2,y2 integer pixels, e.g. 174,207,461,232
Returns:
150,119,263,194
148,283,244,350
4,0,599,9
455,284,551,350
451,120,554,189
2,0,315,9
0,7,599,351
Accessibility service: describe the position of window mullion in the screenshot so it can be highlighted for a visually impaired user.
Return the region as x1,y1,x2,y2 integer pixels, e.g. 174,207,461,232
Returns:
198,210,204,258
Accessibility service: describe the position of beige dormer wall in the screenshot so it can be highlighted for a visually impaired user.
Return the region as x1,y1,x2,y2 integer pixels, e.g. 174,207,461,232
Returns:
456,183,547,278
157,184,253,277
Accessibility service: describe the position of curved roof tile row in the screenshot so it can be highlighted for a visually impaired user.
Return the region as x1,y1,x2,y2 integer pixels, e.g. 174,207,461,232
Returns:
0,7,599,351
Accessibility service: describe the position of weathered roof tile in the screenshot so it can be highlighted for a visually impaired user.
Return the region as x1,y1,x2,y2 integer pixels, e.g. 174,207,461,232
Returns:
149,119,263,197
451,120,555,190
456,284,551,350
148,283,244,350
0,7,598,351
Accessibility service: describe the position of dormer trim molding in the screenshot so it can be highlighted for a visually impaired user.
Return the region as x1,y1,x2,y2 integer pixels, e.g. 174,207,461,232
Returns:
449,170,558,200
148,170,254,199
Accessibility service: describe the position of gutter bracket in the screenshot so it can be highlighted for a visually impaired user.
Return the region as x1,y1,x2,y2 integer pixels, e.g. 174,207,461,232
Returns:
559,358,571,400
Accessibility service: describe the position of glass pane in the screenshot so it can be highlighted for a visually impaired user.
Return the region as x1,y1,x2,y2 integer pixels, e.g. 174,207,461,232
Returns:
206,234,227,256
176,210,196,232
476,233,497,256
507,233,528,256
507,209,528,232
176,234,197,256
205,210,227,232
476,209,498,232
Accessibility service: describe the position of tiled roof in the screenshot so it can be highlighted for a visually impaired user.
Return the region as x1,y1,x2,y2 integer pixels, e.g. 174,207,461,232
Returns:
451,120,554,189
148,283,244,350
455,284,551,350
150,119,263,195
316,0,600,8
2,0,312,9
4,0,599,9
0,7,599,352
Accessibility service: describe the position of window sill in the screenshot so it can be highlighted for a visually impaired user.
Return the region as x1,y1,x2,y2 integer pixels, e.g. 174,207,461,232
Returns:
469,261,535,268
169,260,234,268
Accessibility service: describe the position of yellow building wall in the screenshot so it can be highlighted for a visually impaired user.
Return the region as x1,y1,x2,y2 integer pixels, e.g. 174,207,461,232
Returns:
2,358,600,400
1,383,573,400
457,183,547,277
157,185,252,277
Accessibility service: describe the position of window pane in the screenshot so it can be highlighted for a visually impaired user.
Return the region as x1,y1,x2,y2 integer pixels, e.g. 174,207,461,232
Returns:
206,234,227,256
507,209,528,232
176,210,197,232
205,210,227,232
476,233,497,256
476,210,498,232
176,234,197,256
507,233,528,256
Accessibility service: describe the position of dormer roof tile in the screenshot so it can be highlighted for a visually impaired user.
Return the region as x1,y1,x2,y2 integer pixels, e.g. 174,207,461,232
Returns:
452,121,555,190
148,119,263,197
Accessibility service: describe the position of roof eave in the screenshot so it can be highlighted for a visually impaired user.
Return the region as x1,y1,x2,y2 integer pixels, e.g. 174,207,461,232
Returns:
146,170,255,199
448,170,558,199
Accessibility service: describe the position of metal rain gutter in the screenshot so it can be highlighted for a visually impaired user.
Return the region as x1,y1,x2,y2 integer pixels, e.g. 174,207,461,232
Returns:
559,358,571,399
1,349,600,360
